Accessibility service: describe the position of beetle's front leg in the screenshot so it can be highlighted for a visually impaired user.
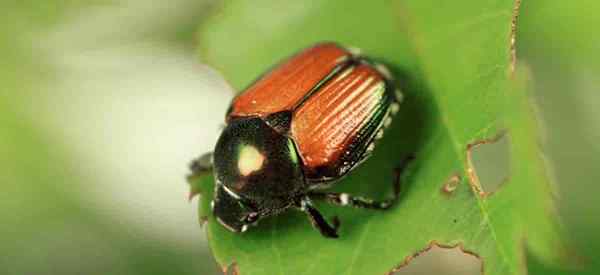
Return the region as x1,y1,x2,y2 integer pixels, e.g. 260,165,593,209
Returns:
188,152,213,179
187,152,213,200
297,197,339,238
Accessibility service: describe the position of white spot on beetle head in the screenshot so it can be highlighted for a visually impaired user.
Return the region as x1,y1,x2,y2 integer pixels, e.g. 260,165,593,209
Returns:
238,145,265,176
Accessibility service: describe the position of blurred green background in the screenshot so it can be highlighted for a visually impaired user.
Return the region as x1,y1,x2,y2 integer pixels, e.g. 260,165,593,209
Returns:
1,1,598,275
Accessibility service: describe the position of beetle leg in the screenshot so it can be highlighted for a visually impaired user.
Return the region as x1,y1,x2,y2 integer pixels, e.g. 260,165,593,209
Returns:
187,152,214,200
309,192,395,209
188,152,213,178
310,154,415,210
298,197,339,238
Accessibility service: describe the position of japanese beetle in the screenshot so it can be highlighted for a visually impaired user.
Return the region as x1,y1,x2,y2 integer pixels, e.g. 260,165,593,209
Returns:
189,42,410,238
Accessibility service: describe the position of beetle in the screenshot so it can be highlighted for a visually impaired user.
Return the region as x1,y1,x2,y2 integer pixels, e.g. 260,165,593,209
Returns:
188,42,412,238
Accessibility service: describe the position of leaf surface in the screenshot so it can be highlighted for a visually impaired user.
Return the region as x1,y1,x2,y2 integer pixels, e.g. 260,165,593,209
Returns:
192,1,563,274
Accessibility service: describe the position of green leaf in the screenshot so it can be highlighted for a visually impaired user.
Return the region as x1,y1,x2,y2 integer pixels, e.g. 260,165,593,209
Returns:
191,1,564,274
517,1,600,274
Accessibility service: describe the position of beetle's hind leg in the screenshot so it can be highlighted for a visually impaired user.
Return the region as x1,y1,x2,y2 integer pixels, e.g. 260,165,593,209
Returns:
309,192,395,210
309,154,415,210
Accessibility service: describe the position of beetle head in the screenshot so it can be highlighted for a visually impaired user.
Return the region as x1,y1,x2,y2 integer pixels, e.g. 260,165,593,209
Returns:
212,184,259,233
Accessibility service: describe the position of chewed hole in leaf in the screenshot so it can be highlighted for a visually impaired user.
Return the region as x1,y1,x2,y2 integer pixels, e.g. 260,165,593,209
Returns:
389,243,482,275
441,173,461,195
467,133,511,196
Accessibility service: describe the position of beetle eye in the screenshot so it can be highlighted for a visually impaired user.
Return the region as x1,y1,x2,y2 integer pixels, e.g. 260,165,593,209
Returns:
236,199,259,223
243,212,259,223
